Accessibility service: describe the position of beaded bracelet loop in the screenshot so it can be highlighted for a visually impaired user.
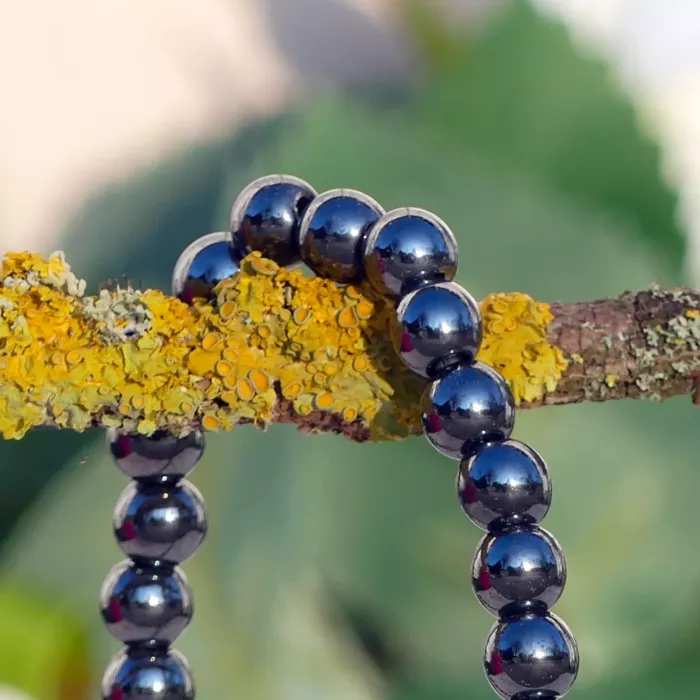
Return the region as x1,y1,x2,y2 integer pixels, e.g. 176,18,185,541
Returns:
99,175,579,700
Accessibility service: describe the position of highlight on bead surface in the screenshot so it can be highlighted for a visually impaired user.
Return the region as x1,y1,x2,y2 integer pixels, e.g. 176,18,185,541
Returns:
457,440,551,530
102,646,195,700
230,173,317,267
298,188,384,283
472,526,566,616
484,612,579,699
421,362,516,460
107,429,205,483
171,231,241,304
100,560,193,646
113,480,207,565
363,207,459,298
393,281,482,378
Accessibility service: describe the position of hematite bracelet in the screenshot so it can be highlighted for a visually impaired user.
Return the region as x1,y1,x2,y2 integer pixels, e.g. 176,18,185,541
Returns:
100,174,579,699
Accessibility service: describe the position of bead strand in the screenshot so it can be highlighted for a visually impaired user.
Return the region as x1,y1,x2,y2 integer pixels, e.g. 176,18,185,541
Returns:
118,174,579,699
361,204,579,698
99,392,206,695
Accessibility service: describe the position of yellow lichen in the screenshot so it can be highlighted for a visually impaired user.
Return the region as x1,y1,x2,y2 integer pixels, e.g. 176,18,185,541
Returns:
314,392,334,410
0,251,569,441
477,292,568,405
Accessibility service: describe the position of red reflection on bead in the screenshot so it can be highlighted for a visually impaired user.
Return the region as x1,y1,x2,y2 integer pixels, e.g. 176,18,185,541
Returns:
463,480,478,503
116,435,132,458
425,413,441,433
120,520,137,541
477,568,491,590
108,598,123,622
489,651,504,675
111,688,124,700
400,332,413,352
179,288,194,305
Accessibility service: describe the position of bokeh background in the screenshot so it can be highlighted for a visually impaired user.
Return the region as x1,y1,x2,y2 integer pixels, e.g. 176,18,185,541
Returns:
1,1,700,698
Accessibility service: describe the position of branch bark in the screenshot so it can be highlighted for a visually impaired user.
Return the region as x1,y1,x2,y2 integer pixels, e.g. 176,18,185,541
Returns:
528,287,700,407
287,286,700,439
0,252,698,442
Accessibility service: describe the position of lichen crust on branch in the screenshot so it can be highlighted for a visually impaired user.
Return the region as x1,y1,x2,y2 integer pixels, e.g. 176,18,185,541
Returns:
0,250,427,440
0,251,696,442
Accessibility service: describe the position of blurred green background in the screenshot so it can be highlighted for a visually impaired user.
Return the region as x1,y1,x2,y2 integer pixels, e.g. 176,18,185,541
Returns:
0,3,698,698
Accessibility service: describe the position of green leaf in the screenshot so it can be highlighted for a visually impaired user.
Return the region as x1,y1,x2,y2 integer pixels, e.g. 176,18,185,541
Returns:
0,580,89,699
0,429,89,545
414,2,684,269
394,0,465,74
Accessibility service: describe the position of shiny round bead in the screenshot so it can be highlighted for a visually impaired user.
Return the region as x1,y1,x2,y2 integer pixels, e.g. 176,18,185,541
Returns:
393,281,481,378
230,174,317,266
114,480,207,565
171,231,240,303
107,429,205,483
421,362,515,460
484,612,578,699
298,188,384,283
362,207,458,298
102,647,194,700
472,526,566,617
457,440,551,530
100,560,193,646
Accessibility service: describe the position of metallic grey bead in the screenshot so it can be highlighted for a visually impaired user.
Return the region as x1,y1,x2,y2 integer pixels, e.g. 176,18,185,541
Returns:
421,362,515,460
114,480,207,566
230,174,317,267
457,440,551,530
393,281,481,378
362,207,458,298
102,646,195,700
171,231,241,303
298,188,384,283
106,429,205,483
472,526,566,617
484,612,579,699
100,560,193,646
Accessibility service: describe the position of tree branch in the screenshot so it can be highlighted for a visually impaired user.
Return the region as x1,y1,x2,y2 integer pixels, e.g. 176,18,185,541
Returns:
0,251,697,442
531,288,700,406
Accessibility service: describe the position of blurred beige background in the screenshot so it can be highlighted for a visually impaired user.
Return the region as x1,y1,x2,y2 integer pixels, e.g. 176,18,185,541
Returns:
0,0,409,254
2,0,700,274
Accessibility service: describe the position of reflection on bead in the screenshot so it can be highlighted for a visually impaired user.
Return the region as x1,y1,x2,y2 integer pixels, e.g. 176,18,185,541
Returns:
107,429,205,483
298,189,384,283
102,646,195,700
114,480,207,565
393,281,481,378
421,362,515,460
171,232,241,304
363,207,458,298
230,174,317,267
511,694,559,700
100,560,193,646
472,526,566,617
457,440,551,530
484,612,578,699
